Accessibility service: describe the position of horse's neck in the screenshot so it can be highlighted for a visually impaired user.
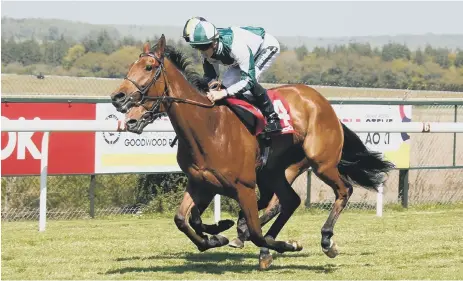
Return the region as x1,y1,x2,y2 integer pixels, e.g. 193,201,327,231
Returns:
163,60,224,162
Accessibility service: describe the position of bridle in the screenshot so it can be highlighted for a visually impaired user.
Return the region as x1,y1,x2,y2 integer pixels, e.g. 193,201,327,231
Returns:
123,51,216,123
124,52,169,122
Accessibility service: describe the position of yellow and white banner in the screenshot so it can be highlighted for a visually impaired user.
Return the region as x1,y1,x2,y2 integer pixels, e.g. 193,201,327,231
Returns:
94,103,412,173
94,104,180,174
333,104,412,168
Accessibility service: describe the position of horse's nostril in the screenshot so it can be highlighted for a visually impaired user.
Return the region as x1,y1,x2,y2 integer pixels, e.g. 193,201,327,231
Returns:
126,119,137,125
112,92,126,102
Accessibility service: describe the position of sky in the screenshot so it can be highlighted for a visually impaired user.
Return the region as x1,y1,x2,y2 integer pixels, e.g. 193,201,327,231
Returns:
2,1,463,38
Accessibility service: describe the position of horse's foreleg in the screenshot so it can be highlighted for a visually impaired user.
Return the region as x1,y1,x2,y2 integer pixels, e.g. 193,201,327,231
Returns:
189,199,235,236
229,188,281,249
235,183,301,255
255,170,284,228
258,161,310,269
174,184,229,252
263,196,300,243
315,166,353,258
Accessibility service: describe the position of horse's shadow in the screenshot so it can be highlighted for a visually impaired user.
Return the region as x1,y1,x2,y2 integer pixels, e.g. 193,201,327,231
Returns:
107,251,338,275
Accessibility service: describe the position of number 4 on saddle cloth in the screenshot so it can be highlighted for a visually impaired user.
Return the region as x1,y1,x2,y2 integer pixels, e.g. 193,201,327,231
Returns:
207,79,294,137
224,90,295,137
224,90,295,167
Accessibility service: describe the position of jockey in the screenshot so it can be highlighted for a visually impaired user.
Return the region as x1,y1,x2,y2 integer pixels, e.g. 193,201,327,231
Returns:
182,17,282,133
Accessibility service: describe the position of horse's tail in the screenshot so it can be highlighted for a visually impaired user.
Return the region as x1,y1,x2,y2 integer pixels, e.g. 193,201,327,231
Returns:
337,123,395,191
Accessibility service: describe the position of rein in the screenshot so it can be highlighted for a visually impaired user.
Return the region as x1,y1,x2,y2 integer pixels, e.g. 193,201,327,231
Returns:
143,95,215,108
124,51,215,146
124,52,215,117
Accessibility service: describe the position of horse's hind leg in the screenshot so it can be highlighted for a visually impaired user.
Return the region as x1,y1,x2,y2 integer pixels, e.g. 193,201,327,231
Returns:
313,165,353,258
258,195,281,228
174,183,229,252
303,129,353,257
300,108,352,258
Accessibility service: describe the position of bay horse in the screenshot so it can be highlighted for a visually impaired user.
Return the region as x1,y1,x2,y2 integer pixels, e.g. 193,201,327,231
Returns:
109,35,394,269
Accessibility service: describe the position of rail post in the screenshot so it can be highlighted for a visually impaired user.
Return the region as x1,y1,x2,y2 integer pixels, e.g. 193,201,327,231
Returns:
398,169,409,208
89,175,96,218
39,132,50,232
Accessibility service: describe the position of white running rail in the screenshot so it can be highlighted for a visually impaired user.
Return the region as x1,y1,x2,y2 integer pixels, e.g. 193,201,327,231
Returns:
2,120,463,231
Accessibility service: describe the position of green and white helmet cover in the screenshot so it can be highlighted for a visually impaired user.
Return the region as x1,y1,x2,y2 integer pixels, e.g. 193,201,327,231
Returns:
184,18,219,45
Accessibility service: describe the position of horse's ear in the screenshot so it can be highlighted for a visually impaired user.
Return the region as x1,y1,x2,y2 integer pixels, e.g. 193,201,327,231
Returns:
143,42,150,54
154,34,166,57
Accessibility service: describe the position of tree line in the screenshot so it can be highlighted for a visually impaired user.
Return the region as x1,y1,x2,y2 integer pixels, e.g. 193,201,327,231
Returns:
2,29,463,92
2,29,463,215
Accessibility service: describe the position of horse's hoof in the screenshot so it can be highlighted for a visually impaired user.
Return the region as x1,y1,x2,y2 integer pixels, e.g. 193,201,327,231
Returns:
209,234,229,248
259,248,273,270
217,219,235,232
228,237,245,249
197,244,209,252
322,240,339,258
287,240,303,251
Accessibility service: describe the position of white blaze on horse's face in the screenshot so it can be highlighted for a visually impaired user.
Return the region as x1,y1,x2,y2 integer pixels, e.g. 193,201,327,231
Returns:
129,57,151,79
124,57,157,100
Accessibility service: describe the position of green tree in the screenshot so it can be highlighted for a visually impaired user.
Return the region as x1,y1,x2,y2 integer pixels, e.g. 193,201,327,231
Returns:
62,44,86,69
82,36,99,53
279,43,289,52
414,48,425,65
455,49,463,67
82,30,116,54
1,36,17,64
424,44,435,56
47,26,60,41
73,52,108,74
102,46,140,78
332,45,347,54
433,48,451,69
313,46,328,57
42,36,69,66
381,43,411,61
16,39,42,65
119,36,141,47
96,30,117,54
294,45,309,60
348,43,372,57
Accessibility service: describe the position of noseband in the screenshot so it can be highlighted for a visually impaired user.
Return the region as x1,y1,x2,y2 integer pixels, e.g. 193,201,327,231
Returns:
124,51,218,125
124,52,169,121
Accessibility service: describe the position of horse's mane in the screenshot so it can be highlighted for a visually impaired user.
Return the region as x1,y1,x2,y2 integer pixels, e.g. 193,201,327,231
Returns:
151,44,210,94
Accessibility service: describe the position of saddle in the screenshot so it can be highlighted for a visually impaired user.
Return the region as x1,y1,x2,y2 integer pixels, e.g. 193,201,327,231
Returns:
208,80,295,137
172,80,295,167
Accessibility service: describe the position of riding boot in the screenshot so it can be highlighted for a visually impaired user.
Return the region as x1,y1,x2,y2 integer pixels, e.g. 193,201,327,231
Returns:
253,83,282,133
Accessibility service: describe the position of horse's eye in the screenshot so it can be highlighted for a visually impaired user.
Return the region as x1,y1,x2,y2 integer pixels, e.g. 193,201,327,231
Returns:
145,64,153,71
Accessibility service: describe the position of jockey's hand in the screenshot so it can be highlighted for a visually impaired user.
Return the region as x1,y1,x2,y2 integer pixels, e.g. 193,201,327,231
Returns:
206,89,228,103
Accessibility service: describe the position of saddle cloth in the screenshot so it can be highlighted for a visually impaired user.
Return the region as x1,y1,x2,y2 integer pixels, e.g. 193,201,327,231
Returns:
224,89,295,136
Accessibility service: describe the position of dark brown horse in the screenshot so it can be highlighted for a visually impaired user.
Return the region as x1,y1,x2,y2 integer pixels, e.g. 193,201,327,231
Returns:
110,35,394,269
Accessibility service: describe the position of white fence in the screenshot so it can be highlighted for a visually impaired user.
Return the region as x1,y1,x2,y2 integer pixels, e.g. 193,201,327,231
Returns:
3,119,463,231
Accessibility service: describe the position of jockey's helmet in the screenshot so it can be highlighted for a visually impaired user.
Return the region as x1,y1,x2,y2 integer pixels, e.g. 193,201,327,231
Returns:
182,17,219,46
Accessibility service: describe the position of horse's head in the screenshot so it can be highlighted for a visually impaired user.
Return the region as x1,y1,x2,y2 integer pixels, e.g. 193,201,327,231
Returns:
110,35,168,134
